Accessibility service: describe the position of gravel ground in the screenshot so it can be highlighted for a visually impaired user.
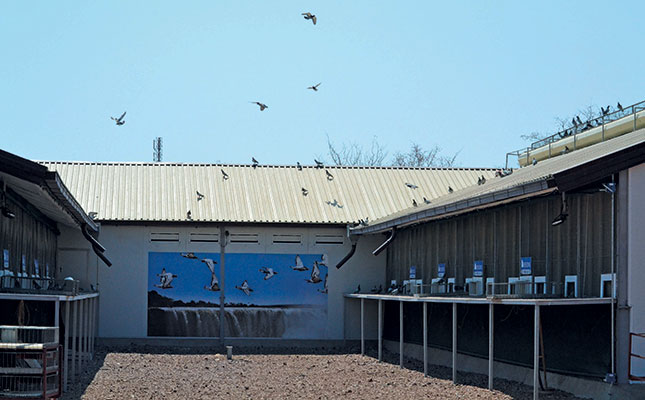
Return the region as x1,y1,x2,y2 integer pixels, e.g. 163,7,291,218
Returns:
62,346,586,400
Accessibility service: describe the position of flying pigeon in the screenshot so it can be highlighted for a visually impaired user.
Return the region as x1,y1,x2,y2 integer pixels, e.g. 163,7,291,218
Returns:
155,268,177,289
196,191,205,201
251,102,268,111
354,284,361,294
297,162,303,171
405,183,418,189
423,197,431,204
302,187,309,196
259,267,278,280
201,258,220,291
291,255,308,271
305,261,323,283
325,170,334,181
314,159,324,169
576,116,583,125
181,252,198,259
111,111,126,126
448,186,454,193
252,157,259,168
617,102,623,112
412,199,418,207
221,169,229,180
235,280,253,296
187,210,192,220
319,254,328,266
307,83,321,91
302,12,317,25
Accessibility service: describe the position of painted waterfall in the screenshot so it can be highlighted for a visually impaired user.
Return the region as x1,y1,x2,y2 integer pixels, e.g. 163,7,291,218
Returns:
147,252,328,338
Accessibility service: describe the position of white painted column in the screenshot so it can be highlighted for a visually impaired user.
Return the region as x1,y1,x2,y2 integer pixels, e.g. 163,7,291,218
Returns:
360,298,365,356
378,299,383,362
423,302,428,377
55,299,60,328
84,298,90,365
80,299,86,372
399,301,404,368
90,297,96,359
452,302,457,383
534,305,540,400
488,303,494,390
63,301,70,392
71,300,78,382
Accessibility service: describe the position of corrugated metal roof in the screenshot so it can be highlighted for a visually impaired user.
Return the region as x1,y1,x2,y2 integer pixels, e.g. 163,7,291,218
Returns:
356,127,645,233
37,162,496,225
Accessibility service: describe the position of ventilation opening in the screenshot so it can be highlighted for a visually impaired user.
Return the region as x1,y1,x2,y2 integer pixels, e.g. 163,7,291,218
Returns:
315,234,344,245
230,233,259,244
190,233,219,243
150,232,180,242
272,234,302,244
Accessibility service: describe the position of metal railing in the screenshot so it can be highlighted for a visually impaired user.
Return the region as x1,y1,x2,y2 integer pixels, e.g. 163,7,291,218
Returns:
506,99,645,169
0,276,80,296
486,281,563,298
0,326,59,347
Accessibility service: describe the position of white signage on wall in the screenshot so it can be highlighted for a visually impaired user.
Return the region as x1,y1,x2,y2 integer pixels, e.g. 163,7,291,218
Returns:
473,260,484,277
3,249,8,269
520,257,532,275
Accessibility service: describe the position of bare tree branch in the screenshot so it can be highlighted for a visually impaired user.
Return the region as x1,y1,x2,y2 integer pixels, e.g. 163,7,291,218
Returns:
326,135,388,166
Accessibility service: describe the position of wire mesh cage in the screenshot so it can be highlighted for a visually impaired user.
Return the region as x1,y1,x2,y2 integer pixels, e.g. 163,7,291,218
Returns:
0,347,61,399
0,327,59,348
0,277,79,295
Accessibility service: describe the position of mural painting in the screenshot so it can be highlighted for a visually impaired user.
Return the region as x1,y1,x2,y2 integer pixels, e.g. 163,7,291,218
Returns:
147,252,328,338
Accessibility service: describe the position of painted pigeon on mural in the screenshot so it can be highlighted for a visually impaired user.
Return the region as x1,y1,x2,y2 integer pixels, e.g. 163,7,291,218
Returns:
155,268,177,289
235,280,253,296
318,273,328,294
201,258,220,292
259,267,278,280
180,252,198,259
290,255,308,271
319,254,328,266
305,261,323,284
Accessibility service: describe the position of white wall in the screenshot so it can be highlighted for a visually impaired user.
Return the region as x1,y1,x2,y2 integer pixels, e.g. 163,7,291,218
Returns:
57,225,99,290
93,224,386,339
628,163,645,378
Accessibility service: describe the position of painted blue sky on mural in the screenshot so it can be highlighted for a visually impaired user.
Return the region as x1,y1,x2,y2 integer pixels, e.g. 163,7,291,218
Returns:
148,252,328,306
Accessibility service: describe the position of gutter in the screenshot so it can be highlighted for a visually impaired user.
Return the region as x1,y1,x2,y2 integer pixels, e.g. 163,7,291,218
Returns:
82,224,112,267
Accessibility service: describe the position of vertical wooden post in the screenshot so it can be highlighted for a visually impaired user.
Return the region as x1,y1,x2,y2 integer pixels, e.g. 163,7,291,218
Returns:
360,298,365,356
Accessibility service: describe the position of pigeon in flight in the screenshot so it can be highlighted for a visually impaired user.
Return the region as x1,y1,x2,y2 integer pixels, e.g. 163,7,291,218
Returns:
196,191,204,201
235,280,253,296
187,210,192,220
252,157,259,168
405,183,418,189
297,162,303,171
412,199,418,207
291,255,308,271
305,261,323,284
314,159,324,169
617,102,623,112
251,102,268,111
155,268,177,289
325,170,334,181
180,252,198,259
221,169,229,180
448,186,454,193
318,273,328,294
201,258,220,292
259,267,278,280
319,254,328,266
307,83,321,91
111,111,126,126
302,12,317,25
302,187,309,196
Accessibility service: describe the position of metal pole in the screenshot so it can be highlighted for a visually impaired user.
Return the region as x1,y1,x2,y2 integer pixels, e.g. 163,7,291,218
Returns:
219,226,227,344
63,301,70,392
452,302,457,383
423,302,428,377
80,299,86,372
399,301,404,368
611,176,616,375
88,297,94,360
360,298,365,356
488,303,494,390
71,300,78,382
533,305,540,400
378,299,383,362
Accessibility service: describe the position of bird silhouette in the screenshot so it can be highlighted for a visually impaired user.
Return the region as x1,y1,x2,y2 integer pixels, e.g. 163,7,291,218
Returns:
572,117,577,127
305,261,322,284
314,159,324,169
602,105,610,115
297,162,303,171
307,83,321,91
585,121,594,130
448,186,454,193
561,146,570,155
181,252,198,259
221,169,229,180
235,280,253,296
196,191,204,201
302,187,309,196
480,175,486,185
325,170,334,181
201,259,220,292
576,116,583,125
477,176,483,185
617,102,623,112
291,255,308,271
532,158,538,166
354,284,361,294
187,210,192,220
252,157,259,168
412,199,418,207
251,102,268,111
423,197,431,204
111,111,126,126
405,183,418,189
301,12,317,25
259,267,278,280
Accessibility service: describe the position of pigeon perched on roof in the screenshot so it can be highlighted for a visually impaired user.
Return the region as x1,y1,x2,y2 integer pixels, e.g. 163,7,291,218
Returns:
297,162,303,171
307,83,321,91
423,197,431,204
221,169,229,180
301,12,317,25
252,157,259,168
576,116,583,125
412,199,418,207
617,102,623,112
196,191,204,201
111,111,126,126
532,158,538,166
251,102,268,111
354,284,361,294
302,187,309,196
325,170,334,181
572,117,577,127
405,183,418,189
314,159,324,169
187,210,192,220
448,186,454,193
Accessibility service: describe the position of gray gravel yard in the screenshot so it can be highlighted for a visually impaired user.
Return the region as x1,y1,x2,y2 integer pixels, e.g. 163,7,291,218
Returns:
62,346,585,399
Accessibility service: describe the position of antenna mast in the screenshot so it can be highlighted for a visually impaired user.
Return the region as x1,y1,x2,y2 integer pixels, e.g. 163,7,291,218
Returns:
153,137,163,162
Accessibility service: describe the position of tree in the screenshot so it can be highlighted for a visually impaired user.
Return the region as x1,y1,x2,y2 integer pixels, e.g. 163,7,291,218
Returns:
392,143,459,167
520,103,607,143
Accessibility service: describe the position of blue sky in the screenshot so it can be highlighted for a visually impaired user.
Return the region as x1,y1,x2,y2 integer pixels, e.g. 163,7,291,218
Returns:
1,1,643,168
148,252,327,306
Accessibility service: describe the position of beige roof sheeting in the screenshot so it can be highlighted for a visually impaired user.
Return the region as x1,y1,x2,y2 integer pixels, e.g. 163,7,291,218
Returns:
38,162,495,225
357,127,645,233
